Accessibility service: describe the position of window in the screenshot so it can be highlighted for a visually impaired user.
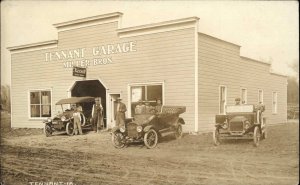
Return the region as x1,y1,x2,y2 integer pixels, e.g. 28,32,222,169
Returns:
130,84,163,116
219,86,227,114
241,88,247,104
258,89,263,103
272,92,278,114
29,90,52,118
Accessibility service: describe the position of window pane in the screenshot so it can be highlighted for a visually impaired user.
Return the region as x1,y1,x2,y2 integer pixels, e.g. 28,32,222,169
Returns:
131,86,145,102
41,91,51,104
31,105,41,117
30,92,40,104
42,105,51,117
147,85,162,102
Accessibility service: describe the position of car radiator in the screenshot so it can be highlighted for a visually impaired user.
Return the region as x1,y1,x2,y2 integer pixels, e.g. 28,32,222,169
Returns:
229,121,244,132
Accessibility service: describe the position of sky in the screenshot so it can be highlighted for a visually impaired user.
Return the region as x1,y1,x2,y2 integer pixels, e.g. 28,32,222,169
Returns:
1,1,299,85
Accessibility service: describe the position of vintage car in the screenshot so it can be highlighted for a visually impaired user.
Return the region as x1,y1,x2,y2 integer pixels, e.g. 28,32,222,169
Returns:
111,106,186,149
43,96,96,136
213,104,267,147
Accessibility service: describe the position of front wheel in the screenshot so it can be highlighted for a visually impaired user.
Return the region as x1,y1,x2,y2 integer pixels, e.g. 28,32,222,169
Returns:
111,132,126,149
144,129,158,149
213,128,221,146
253,126,261,147
44,124,52,137
66,122,74,136
174,124,183,139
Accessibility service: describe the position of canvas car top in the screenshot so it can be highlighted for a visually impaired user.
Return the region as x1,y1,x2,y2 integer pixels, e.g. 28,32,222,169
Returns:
55,96,95,105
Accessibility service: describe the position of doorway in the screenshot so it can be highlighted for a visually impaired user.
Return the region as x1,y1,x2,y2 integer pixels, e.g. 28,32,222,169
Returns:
107,94,120,128
71,80,107,127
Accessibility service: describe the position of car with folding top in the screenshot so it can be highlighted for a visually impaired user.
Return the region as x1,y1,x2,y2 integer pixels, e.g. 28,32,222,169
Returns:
43,96,96,136
213,104,266,147
111,105,186,149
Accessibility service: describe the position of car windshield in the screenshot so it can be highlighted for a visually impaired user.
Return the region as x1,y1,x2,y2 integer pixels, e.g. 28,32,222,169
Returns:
226,105,254,113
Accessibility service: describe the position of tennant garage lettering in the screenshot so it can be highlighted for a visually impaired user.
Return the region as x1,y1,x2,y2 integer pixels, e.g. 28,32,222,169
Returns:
44,41,137,68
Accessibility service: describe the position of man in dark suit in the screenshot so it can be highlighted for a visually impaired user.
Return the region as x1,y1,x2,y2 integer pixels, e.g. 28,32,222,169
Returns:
115,98,127,127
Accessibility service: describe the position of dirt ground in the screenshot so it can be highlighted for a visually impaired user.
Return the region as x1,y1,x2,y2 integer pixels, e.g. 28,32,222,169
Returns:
0,111,299,185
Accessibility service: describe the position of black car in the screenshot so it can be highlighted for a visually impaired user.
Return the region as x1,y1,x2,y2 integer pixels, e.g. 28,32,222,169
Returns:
111,106,186,149
43,96,96,136
213,104,267,147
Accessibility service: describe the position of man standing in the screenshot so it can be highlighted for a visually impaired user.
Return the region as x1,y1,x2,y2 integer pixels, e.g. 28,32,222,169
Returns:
115,98,127,127
92,97,104,133
73,104,83,135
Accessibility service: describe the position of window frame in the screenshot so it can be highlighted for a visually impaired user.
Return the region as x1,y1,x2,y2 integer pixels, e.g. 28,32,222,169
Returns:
128,81,164,117
240,87,247,104
219,85,227,114
258,89,264,103
28,89,52,119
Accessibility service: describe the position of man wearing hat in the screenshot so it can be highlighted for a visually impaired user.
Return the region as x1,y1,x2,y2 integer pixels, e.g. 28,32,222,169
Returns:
115,97,127,128
235,98,241,105
92,97,104,133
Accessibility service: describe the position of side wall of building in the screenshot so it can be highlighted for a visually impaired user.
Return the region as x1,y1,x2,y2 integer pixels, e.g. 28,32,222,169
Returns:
11,21,196,131
198,33,287,132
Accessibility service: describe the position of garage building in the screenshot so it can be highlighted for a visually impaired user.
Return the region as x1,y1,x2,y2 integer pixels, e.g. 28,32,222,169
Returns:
8,12,287,132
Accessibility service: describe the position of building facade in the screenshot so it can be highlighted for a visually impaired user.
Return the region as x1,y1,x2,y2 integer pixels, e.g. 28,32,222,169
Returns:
8,12,287,132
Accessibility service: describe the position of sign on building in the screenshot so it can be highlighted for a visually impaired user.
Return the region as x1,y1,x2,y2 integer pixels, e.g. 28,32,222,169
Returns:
73,66,87,77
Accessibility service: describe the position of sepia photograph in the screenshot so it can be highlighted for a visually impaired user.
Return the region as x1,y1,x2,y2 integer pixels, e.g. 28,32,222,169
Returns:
1,1,299,185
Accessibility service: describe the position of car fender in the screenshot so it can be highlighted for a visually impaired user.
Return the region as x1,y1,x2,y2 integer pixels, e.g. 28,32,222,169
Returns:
112,126,120,133
177,117,185,125
143,125,154,133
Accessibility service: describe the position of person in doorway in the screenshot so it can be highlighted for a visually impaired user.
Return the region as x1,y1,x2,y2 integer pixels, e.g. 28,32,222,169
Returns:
235,98,241,105
92,97,104,133
155,99,162,113
135,99,145,114
115,98,127,128
73,104,83,135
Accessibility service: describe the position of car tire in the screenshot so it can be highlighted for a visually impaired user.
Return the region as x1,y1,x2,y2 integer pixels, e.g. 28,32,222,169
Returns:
253,126,261,147
144,129,158,149
66,122,74,136
44,125,52,137
174,124,183,139
111,132,126,149
213,128,221,146
80,112,86,127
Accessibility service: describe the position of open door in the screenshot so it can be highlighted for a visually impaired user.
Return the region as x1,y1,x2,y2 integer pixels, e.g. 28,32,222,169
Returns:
107,94,120,128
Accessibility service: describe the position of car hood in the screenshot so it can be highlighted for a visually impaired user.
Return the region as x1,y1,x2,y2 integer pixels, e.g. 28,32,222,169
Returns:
132,114,156,126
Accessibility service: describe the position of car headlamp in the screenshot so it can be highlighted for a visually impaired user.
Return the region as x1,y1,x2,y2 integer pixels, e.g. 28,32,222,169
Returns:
244,121,250,130
222,122,228,129
120,126,126,133
136,126,143,132
61,116,66,121
47,118,52,122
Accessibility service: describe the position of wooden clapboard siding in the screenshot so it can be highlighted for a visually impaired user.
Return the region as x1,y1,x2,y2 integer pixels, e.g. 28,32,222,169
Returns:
198,33,287,132
10,20,196,131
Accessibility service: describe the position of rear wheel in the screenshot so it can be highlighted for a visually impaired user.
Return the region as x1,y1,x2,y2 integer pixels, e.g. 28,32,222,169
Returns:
112,132,126,148
144,129,158,149
253,126,261,147
213,128,221,146
66,122,74,136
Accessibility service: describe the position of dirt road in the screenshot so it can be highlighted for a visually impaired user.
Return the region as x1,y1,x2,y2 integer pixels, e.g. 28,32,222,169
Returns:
1,120,299,185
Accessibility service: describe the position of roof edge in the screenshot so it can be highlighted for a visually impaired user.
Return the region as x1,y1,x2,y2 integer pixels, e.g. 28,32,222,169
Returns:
53,12,123,28
240,56,271,66
270,72,288,78
7,40,58,51
117,16,199,34
198,32,241,48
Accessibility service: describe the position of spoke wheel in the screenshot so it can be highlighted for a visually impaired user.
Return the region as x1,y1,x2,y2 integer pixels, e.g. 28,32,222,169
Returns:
112,132,126,149
253,126,261,147
175,124,183,139
144,129,158,149
44,125,52,137
66,122,74,136
213,128,221,146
